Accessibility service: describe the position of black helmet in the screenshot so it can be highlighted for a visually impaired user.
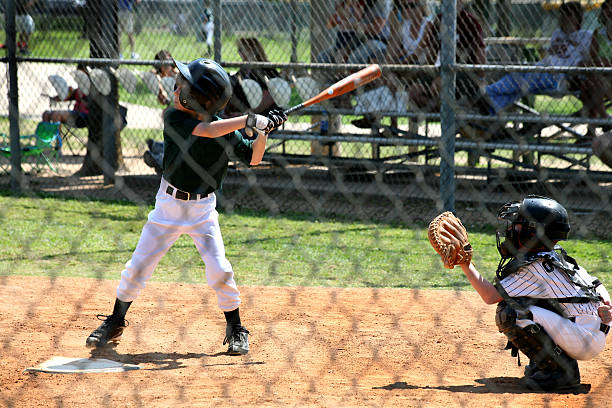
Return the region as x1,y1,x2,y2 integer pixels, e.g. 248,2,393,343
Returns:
173,58,232,114
496,195,570,257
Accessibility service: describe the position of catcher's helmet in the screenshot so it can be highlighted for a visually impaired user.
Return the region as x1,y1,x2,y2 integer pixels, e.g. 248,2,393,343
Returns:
496,195,570,257
173,58,232,114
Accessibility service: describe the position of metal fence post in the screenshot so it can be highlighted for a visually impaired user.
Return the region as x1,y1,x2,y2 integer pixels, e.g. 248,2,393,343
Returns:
439,0,457,212
213,0,222,61
102,0,119,185
290,0,298,63
6,0,22,192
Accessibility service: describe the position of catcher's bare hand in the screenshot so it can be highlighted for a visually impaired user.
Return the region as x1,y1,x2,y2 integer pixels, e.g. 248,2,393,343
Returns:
428,211,473,269
598,301,612,324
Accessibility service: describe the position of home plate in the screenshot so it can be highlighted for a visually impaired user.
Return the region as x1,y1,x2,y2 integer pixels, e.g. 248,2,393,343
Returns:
24,356,140,374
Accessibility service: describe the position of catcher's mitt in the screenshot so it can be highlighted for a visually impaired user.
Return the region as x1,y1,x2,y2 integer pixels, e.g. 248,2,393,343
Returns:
428,211,473,269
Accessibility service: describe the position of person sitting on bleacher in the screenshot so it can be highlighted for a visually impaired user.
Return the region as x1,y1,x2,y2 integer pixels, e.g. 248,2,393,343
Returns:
579,0,612,133
482,2,592,115
318,0,393,130
376,0,437,128
42,64,89,129
223,37,281,119
405,0,486,113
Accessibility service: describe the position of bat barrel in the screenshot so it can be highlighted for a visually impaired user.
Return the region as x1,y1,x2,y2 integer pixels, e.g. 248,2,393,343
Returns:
283,64,381,116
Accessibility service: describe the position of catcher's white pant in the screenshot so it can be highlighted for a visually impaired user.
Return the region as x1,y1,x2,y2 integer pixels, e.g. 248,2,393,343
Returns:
116,178,241,311
516,306,607,360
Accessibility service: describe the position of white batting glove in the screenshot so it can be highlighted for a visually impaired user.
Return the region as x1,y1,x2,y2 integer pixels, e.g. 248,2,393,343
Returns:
246,112,274,134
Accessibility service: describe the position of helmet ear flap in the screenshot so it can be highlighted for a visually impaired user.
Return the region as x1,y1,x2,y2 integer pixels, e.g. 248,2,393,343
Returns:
179,86,189,107
178,85,210,114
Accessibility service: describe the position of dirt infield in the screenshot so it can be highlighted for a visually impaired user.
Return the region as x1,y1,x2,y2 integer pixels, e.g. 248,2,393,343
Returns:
1,276,610,407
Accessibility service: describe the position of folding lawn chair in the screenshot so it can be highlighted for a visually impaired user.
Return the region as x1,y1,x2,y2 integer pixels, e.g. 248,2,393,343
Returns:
0,121,62,174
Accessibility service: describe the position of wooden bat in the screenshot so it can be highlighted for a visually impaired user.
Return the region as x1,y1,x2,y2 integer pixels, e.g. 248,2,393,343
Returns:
284,64,382,115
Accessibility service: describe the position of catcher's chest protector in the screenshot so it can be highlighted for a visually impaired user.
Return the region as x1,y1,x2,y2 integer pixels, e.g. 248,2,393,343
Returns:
497,249,601,310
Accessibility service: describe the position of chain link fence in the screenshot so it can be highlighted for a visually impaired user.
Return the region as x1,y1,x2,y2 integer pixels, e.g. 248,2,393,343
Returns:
1,1,612,404
0,0,610,218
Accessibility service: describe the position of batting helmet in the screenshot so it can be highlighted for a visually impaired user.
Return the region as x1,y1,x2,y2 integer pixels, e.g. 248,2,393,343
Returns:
173,58,232,114
496,195,570,257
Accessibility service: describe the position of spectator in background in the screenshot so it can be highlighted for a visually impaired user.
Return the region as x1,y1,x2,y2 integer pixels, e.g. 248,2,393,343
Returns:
407,0,485,112
317,0,392,130
16,0,37,54
385,0,436,65
346,0,392,64
580,0,612,133
317,0,392,66
352,0,436,128
319,0,367,64
195,1,214,57
42,63,89,128
153,49,177,107
223,37,280,119
143,50,178,175
482,2,592,115
119,0,141,59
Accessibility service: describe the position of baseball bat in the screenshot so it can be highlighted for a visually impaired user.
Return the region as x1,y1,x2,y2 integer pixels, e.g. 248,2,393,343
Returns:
284,64,382,115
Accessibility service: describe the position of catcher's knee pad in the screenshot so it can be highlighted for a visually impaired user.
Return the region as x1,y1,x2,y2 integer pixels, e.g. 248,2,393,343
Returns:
495,301,567,371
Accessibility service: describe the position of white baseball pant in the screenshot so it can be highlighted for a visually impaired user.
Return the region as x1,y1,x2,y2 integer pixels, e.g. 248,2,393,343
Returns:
116,178,241,311
517,306,607,360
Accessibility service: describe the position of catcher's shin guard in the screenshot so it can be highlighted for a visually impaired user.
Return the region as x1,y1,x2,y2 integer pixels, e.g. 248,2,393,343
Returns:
495,301,576,373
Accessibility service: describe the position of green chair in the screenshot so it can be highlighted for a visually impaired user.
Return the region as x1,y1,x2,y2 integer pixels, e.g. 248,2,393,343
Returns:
0,121,62,174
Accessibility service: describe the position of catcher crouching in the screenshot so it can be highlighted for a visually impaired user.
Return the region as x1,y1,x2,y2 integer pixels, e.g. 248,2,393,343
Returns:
428,196,611,392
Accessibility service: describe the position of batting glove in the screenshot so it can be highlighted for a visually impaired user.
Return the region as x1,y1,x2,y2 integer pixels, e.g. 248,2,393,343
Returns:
266,109,287,131
246,113,274,134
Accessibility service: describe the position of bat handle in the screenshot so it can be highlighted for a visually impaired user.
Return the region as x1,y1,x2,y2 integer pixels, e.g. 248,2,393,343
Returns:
284,103,304,116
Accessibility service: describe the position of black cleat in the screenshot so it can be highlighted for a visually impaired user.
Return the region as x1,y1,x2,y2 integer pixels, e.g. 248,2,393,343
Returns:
523,359,581,392
223,325,249,355
86,314,127,349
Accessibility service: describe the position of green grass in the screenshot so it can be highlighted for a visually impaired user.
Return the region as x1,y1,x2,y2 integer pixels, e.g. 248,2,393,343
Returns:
1,193,610,290
8,27,311,63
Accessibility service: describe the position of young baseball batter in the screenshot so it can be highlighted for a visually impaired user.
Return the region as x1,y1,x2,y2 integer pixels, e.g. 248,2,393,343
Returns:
457,196,611,391
85,58,286,355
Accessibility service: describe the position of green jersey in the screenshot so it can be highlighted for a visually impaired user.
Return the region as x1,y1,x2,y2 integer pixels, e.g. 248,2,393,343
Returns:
162,107,254,194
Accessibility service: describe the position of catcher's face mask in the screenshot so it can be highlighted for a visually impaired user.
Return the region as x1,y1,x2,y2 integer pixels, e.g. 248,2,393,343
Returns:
496,201,520,258
496,224,519,258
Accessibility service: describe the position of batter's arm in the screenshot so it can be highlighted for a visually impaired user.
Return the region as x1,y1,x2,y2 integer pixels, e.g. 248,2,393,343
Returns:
249,130,268,166
460,263,503,305
192,115,249,138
